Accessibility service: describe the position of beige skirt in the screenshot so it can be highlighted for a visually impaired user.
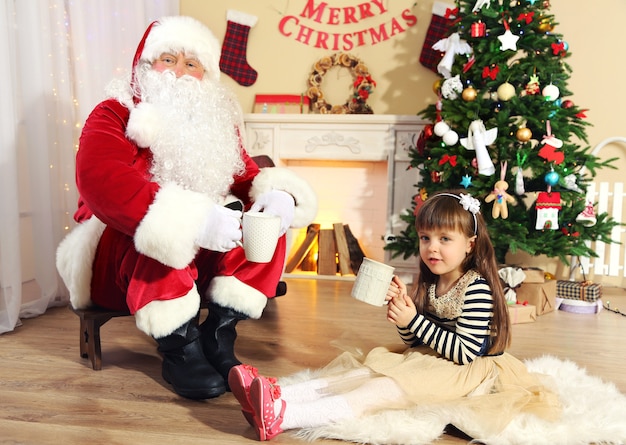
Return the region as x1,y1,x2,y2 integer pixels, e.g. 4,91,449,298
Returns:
317,345,562,436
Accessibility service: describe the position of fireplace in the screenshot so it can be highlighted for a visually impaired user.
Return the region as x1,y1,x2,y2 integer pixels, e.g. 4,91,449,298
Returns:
243,113,425,279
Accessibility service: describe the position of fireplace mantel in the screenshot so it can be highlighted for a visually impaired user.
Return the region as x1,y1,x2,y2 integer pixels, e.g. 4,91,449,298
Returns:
243,113,426,277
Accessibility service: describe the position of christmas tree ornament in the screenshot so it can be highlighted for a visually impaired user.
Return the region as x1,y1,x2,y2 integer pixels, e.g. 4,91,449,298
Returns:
542,84,560,100
432,32,472,78
433,78,443,94
442,130,459,146
561,99,574,108
460,174,473,188
462,86,478,101
516,127,532,142
563,173,583,193
439,154,458,166
419,2,458,73
460,119,498,176
535,191,561,230
516,11,535,24
537,17,554,33
497,20,520,51
434,121,450,136
482,64,500,80
576,200,597,226
497,82,516,101
551,41,567,56
441,75,464,99
514,151,528,194
413,190,427,216
544,168,560,186
485,163,516,219
471,21,486,37
416,124,434,155
472,0,493,13
219,10,259,86
515,166,525,194
525,73,540,95
538,121,564,164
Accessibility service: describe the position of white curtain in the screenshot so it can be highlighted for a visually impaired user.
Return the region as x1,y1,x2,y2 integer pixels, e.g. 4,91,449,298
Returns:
0,0,179,335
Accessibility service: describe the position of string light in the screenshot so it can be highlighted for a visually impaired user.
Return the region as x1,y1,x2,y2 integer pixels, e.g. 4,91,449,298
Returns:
604,301,626,318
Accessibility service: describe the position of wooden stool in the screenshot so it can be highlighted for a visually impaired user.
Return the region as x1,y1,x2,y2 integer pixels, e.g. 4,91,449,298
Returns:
71,281,287,370
71,305,131,371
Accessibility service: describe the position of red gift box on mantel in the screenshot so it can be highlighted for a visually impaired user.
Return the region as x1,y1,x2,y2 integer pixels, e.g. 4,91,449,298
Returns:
253,94,310,114
556,280,602,302
507,303,537,324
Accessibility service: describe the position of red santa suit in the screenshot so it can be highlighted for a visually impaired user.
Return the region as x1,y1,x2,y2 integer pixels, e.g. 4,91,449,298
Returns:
56,16,317,341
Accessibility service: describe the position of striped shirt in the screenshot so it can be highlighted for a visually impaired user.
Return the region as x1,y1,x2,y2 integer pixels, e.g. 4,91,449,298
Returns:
397,272,494,365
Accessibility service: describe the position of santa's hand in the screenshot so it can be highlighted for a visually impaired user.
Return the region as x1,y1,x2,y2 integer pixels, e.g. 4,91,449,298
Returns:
196,204,242,252
250,190,295,236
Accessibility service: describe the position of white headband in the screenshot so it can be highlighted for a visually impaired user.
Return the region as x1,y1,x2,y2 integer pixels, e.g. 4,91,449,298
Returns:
437,193,481,235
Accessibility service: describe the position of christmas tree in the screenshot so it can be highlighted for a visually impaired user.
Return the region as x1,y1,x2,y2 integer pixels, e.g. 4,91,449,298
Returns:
386,0,619,264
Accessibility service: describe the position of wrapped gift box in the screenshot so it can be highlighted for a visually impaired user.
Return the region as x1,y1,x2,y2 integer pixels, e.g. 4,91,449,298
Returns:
515,280,556,315
508,303,537,324
520,267,545,283
253,94,309,114
556,280,602,302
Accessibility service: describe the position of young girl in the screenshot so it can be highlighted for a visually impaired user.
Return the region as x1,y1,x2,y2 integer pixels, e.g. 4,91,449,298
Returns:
229,190,560,441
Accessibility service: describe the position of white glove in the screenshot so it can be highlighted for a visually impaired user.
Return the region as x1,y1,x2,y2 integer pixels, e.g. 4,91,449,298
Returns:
195,204,242,252
250,190,295,236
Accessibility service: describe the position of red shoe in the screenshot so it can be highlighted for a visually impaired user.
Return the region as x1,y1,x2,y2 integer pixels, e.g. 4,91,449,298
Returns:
228,364,260,426
249,376,285,441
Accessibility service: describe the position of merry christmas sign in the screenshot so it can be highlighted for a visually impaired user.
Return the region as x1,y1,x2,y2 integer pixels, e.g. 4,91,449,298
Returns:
278,0,418,49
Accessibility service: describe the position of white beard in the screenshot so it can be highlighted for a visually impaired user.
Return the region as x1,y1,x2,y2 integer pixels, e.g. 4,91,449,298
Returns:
133,65,245,201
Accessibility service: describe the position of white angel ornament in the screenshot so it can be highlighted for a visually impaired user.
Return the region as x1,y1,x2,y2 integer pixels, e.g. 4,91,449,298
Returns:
460,119,498,176
432,32,472,79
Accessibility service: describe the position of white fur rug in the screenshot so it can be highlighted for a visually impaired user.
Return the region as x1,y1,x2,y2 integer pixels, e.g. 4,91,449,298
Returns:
279,355,626,445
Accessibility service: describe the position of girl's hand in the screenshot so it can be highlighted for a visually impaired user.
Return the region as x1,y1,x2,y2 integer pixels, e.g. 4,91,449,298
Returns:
385,275,407,303
387,293,417,328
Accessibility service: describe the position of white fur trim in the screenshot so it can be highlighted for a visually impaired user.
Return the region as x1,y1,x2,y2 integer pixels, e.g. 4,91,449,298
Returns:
250,168,318,228
208,275,267,319
55,217,106,309
134,183,213,269
134,286,200,338
141,16,221,81
126,102,162,148
226,10,258,28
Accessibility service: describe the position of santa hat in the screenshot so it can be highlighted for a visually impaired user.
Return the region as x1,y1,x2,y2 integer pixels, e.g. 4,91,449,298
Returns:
127,16,221,147
132,16,221,81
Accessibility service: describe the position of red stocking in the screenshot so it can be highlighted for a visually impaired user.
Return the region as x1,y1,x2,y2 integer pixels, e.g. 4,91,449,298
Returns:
419,2,457,73
219,10,258,86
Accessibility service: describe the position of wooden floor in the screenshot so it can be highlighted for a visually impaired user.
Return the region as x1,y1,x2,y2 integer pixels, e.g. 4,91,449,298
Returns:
1,278,625,445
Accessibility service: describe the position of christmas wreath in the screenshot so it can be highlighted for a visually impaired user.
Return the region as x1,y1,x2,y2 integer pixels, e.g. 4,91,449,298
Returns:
306,53,376,114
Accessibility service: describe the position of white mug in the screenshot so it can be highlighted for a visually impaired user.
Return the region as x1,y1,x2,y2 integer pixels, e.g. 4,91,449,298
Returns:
241,211,281,263
351,258,395,306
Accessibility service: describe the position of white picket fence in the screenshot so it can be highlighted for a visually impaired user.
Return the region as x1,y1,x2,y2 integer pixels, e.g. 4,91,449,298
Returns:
572,137,626,279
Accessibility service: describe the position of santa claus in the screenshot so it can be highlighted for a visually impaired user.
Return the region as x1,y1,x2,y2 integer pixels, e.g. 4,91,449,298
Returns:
56,16,317,400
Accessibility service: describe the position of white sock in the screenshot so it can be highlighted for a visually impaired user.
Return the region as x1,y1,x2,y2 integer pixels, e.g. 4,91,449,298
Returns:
281,395,354,430
281,367,372,403
281,378,328,403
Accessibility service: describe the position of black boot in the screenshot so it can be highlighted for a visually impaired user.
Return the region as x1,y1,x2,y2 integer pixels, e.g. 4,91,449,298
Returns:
200,303,248,382
155,318,226,400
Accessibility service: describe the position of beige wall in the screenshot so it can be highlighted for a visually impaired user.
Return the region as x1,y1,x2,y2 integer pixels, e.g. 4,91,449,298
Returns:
182,0,626,283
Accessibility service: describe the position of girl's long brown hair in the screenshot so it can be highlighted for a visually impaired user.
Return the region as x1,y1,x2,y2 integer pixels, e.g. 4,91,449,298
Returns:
412,190,511,354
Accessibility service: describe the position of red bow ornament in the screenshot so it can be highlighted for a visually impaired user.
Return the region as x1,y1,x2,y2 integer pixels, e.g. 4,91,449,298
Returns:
482,65,499,80
439,154,458,167
516,12,535,24
551,41,566,56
